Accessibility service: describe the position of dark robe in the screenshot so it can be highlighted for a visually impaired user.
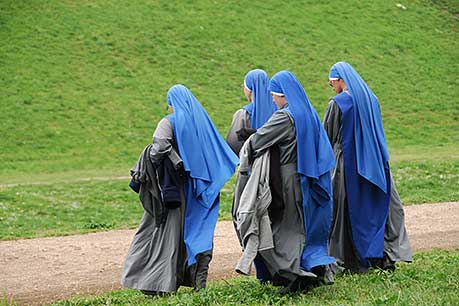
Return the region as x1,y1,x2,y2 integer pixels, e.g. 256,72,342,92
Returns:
324,99,413,272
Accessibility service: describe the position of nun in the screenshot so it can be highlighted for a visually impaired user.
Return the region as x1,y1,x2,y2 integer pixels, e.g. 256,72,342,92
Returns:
226,69,281,283
244,71,336,292
121,84,239,294
324,61,412,273
226,69,277,154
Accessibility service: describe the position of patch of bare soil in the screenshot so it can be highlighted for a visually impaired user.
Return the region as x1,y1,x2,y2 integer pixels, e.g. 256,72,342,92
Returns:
1,202,458,305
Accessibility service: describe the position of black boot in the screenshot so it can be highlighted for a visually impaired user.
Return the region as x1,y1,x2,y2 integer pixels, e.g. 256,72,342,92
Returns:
140,290,166,296
311,265,334,285
193,250,213,291
381,253,396,271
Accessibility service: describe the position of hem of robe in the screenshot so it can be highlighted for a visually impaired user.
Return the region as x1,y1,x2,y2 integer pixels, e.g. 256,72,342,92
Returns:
301,244,336,271
121,280,182,293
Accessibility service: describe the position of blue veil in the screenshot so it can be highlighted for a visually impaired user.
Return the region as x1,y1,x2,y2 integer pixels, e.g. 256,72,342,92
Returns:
242,69,278,129
167,84,239,265
329,62,391,265
269,71,336,270
329,62,389,192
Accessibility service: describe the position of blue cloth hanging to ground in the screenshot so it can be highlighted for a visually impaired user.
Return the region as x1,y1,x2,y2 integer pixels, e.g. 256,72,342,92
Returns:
268,71,336,271
242,69,278,129
333,92,390,266
329,61,391,266
167,84,239,266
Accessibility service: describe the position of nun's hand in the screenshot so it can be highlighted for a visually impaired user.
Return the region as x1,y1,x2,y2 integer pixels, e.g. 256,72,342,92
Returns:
236,128,256,141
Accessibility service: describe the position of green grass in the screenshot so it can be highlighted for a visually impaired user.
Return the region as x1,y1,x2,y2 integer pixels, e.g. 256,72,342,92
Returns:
392,160,459,204
0,2,457,305
432,0,459,15
0,178,233,240
0,179,140,240
1,0,458,176
50,249,459,305
1,159,458,240
0,0,458,240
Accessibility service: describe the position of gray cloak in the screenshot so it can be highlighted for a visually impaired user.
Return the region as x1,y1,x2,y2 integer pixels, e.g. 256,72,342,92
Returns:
233,137,274,275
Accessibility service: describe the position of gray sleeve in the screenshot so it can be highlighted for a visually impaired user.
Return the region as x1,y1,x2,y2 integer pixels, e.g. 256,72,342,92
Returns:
149,117,181,167
248,111,293,158
226,109,250,154
323,100,342,147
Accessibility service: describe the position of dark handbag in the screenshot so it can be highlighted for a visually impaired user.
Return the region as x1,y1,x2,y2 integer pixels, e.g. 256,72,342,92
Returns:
129,178,140,193
157,157,183,209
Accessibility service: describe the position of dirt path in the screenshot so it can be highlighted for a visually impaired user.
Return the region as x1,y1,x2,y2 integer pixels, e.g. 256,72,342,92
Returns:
1,202,458,305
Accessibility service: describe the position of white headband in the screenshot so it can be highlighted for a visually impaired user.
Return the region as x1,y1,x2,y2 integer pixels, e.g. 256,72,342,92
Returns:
329,77,340,81
244,80,252,92
270,91,285,97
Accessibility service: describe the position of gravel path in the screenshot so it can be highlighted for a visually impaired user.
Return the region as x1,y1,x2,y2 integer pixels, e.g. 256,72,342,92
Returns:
1,202,458,305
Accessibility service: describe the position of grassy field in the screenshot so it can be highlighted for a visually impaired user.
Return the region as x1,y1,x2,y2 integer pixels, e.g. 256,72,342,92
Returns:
49,250,459,306
1,0,458,240
0,1,458,306
1,159,457,240
1,0,458,176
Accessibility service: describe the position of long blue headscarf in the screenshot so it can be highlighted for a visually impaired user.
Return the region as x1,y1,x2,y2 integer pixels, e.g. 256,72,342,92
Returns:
242,69,277,129
269,71,335,180
167,84,239,265
269,71,336,270
329,62,389,193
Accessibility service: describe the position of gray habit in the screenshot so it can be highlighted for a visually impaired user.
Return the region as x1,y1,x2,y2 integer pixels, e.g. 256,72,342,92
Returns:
226,108,283,219
247,111,316,285
323,100,412,272
121,118,188,292
226,109,251,154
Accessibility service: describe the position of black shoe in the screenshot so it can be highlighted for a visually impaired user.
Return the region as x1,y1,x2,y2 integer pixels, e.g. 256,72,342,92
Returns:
381,254,396,272
279,275,316,295
141,290,166,297
311,265,334,285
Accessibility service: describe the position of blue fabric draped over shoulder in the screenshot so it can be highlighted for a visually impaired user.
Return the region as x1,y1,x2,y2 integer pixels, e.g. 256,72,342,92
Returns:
329,62,389,192
268,71,336,270
167,84,239,266
242,69,278,129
